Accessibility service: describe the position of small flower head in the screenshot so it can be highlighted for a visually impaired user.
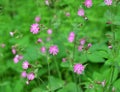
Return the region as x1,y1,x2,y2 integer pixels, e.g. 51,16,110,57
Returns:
62,58,66,62
1,44,5,48
26,80,29,85
65,12,70,17
84,0,92,8
104,0,112,6
108,45,112,49
46,37,51,41
47,29,52,34
49,45,59,55
22,61,29,69
88,43,92,47
74,63,85,74
37,38,42,43
13,56,19,63
78,45,84,51
45,0,49,5
68,32,75,43
40,46,46,53
35,16,40,22
21,71,27,78
80,39,86,45
78,9,85,16
12,48,16,54
30,23,40,34
27,73,35,81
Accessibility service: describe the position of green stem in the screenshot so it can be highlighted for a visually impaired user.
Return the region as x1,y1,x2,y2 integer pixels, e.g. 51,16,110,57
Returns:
54,57,62,79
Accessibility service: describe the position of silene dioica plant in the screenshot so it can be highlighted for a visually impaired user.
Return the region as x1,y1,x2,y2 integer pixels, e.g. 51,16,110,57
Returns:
1,0,120,92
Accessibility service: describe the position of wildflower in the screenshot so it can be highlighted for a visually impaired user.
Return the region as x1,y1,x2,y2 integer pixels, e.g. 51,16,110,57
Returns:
74,63,85,74
47,29,52,34
45,0,49,6
35,16,40,22
40,46,46,53
1,44,5,48
13,56,19,63
68,32,75,43
104,0,112,5
37,38,42,43
49,45,59,55
78,45,84,51
12,48,16,54
30,23,40,34
88,43,92,47
27,73,35,81
108,45,112,49
21,71,27,78
65,12,70,17
62,58,66,62
80,39,86,45
78,9,85,16
84,0,92,8
22,61,29,69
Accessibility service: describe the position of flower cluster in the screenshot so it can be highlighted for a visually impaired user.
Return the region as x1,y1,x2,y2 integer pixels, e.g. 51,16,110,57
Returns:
21,61,35,84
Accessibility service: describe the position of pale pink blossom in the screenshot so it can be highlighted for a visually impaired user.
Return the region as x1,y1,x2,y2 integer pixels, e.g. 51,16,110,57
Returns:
66,12,70,17
84,0,92,8
47,29,52,34
30,23,40,34
74,63,85,74
88,43,92,47
68,32,75,43
78,45,83,51
80,39,86,45
49,45,59,55
27,73,35,81
78,9,85,16
37,38,42,43
22,61,29,69
40,46,46,53
12,48,16,54
35,16,40,22
62,58,66,62
21,71,27,78
104,0,112,5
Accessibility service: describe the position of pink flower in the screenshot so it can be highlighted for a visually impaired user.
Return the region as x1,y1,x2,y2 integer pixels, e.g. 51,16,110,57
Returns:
22,61,29,69
45,0,49,5
108,45,112,49
1,44,5,48
49,45,59,55
47,29,52,34
12,48,16,54
30,23,40,34
21,71,27,78
88,43,92,47
35,16,40,22
65,12,70,17
78,9,85,16
27,73,35,81
18,55,23,60
13,56,19,63
78,45,83,51
40,46,46,53
62,58,66,62
74,63,85,74
37,38,42,43
68,32,75,43
84,0,92,8
104,0,112,5
80,39,86,45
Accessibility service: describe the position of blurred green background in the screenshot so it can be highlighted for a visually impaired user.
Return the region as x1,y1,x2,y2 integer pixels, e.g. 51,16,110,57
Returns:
0,0,120,92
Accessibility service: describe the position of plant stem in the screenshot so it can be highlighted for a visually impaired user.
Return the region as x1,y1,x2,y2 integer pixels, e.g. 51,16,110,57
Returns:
54,57,62,79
